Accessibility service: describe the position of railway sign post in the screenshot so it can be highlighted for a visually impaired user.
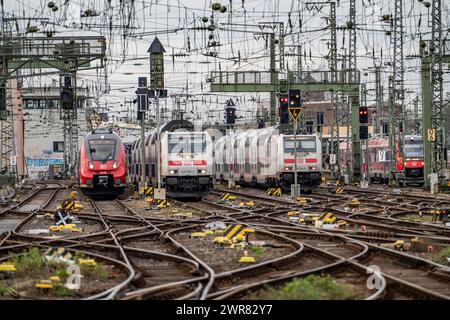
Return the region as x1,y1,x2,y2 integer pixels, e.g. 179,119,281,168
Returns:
288,90,303,198
378,150,387,162
136,77,148,192
329,154,336,165
148,37,166,196
427,128,436,142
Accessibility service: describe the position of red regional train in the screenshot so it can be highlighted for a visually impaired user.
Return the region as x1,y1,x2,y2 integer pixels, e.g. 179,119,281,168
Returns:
339,135,425,186
78,128,127,195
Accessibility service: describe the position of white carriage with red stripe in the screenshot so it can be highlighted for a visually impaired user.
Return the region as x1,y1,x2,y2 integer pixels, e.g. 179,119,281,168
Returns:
213,127,322,192
129,120,213,198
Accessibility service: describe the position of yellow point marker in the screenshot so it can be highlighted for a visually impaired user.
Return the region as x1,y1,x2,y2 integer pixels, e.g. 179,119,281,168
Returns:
191,232,207,238
49,276,61,282
78,259,97,267
36,280,53,290
0,263,16,272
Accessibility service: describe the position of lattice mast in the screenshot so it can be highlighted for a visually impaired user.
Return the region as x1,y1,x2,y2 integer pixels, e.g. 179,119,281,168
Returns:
388,0,405,184
431,0,444,181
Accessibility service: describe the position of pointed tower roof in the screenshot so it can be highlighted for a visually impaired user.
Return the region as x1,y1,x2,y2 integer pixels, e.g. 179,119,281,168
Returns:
147,37,166,53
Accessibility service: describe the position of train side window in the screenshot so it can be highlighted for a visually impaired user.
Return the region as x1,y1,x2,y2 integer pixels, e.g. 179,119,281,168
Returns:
145,164,150,176
151,164,156,176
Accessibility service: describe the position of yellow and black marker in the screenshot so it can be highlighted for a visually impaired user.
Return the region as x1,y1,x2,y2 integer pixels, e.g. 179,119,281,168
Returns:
61,199,76,211
319,212,337,224
140,186,154,196
223,224,255,242
331,186,344,194
266,188,281,196
221,193,236,201
156,199,169,208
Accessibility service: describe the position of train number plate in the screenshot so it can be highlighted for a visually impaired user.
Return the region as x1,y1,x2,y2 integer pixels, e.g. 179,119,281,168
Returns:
178,166,197,175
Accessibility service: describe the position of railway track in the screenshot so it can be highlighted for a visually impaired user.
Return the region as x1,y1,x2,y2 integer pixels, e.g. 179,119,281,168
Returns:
1,183,449,300
169,194,450,300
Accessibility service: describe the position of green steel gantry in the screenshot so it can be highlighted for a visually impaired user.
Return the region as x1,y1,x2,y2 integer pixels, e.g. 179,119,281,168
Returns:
209,68,362,180
421,39,449,187
0,36,106,176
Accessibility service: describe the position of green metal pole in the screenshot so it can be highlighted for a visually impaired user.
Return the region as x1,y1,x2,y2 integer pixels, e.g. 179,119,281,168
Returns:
270,33,276,126
421,55,432,189
350,93,361,181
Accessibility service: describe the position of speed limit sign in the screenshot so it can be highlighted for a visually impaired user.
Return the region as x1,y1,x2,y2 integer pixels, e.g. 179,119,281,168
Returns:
329,154,336,165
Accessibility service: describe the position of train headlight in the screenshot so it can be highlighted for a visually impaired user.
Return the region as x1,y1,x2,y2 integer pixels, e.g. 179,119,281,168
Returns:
88,161,94,170
201,169,206,174
113,161,118,169
311,166,317,170
285,167,290,171
169,170,175,174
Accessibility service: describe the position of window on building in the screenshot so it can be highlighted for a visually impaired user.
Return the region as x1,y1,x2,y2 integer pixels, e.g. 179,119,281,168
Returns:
306,121,314,134
382,122,389,135
53,141,64,153
317,112,324,126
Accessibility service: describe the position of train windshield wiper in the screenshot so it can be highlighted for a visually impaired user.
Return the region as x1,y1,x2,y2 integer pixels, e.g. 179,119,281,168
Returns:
102,152,112,163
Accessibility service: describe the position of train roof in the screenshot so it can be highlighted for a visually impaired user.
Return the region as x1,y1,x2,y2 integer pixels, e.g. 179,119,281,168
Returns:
85,128,121,140
160,120,194,133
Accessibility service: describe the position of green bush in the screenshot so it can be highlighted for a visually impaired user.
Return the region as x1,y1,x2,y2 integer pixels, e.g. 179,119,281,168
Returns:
0,283,10,296
10,248,46,277
52,285,78,297
250,275,361,300
80,263,108,280
55,268,70,280
249,246,265,255
436,247,450,265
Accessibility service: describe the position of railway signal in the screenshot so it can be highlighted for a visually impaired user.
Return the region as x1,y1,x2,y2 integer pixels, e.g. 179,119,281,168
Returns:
360,125,369,140
359,106,369,140
257,117,265,128
136,77,148,189
279,94,289,124
136,77,149,113
225,99,236,126
60,76,74,110
288,89,303,122
359,106,369,124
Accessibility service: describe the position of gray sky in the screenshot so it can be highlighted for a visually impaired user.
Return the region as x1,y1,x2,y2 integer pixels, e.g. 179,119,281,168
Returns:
3,0,449,127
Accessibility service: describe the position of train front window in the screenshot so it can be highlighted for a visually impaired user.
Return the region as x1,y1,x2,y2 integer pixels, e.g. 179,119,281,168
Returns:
403,138,423,158
89,140,116,161
168,134,206,154
284,139,316,153
403,147,424,158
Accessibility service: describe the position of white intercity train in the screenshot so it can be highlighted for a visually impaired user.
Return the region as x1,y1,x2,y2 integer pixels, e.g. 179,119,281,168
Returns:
129,120,214,198
214,127,322,192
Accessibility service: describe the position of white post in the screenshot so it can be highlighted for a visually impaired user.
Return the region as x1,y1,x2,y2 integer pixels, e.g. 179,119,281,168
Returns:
291,118,300,198
156,93,161,188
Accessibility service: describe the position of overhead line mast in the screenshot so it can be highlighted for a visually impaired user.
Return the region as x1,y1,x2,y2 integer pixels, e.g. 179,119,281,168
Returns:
430,0,444,184
388,0,405,186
